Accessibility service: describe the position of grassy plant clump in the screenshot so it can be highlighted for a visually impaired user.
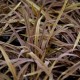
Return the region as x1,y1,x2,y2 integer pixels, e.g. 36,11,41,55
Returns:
0,0,80,80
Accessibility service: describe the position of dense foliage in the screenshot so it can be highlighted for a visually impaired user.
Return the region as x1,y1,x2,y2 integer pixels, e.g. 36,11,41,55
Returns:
0,0,80,80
